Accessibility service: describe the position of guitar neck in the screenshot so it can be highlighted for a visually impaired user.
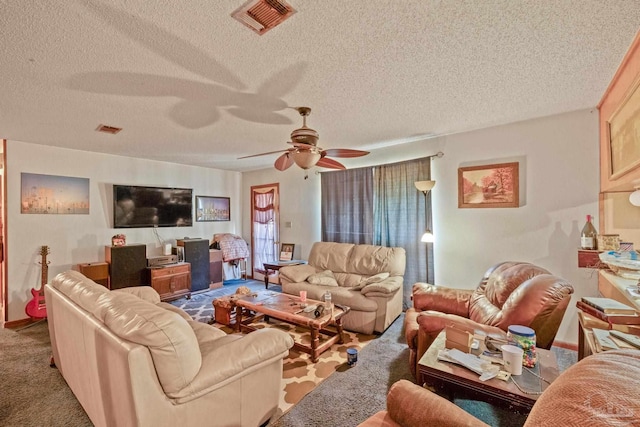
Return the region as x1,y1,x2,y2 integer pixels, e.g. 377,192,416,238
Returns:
40,246,50,291
41,264,48,288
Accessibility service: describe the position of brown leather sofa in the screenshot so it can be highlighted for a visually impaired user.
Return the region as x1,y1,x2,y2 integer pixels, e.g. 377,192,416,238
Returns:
358,350,640,426
404,262,574,377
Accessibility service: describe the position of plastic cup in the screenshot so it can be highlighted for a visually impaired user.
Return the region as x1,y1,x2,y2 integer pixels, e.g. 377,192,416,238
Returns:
299,291,307,302
347,347,358,366
501,344,524,375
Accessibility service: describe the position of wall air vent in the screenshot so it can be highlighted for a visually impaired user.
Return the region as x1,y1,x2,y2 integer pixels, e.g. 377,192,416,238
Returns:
96,124,122,135
231,0,296,35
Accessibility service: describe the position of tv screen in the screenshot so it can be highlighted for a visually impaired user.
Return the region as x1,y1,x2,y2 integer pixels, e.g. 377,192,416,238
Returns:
114,185,193,228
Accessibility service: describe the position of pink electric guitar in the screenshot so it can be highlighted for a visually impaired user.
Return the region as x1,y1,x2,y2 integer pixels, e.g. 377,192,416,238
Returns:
25,245,49,319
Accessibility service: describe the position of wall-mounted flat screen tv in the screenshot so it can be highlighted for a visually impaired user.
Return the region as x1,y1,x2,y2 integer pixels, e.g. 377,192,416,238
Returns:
114,185,193,228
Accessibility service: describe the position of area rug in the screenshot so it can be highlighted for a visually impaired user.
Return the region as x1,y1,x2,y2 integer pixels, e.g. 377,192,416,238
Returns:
170,282,376,420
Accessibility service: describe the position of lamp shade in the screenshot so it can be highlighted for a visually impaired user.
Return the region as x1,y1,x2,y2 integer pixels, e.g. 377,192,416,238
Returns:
421,230,434,243
415,180,436,193
630,189,640,206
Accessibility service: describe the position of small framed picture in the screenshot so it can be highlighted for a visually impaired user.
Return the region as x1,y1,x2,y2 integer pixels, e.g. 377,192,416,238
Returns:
196,196,230,221
280,243,295,261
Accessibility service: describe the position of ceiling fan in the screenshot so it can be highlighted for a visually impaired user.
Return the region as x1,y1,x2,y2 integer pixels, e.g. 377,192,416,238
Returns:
239,107,369,172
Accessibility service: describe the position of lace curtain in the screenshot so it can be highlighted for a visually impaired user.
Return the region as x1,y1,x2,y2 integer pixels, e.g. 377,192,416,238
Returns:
253,190,275,273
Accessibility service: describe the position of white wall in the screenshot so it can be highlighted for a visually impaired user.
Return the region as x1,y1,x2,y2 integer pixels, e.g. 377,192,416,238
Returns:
243,109,601,344
6,141,242,322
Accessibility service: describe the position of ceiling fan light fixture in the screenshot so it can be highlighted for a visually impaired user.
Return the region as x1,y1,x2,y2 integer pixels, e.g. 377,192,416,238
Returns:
291,148,321,169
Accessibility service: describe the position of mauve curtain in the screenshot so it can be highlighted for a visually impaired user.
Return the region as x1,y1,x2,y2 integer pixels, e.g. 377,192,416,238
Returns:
253,190,275,272
373,158,432,310
321,167,374,244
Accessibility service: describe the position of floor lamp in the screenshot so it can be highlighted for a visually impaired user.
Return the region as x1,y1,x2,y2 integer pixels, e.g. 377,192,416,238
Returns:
414,180,435,242
415,180,435,283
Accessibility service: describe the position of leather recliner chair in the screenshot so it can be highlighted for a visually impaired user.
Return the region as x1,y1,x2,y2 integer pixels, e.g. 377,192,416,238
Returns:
404,261,574,377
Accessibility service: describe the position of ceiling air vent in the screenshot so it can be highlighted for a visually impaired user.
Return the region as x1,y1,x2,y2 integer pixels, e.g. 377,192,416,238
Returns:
231,0,296,35
96,124,122,135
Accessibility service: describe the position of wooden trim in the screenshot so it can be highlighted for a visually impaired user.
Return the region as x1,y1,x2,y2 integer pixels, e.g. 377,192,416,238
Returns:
1,139,6,324
599,30,640,193
551,340,578,352
250,183,280,281
4,318,34,329
598,30,640,108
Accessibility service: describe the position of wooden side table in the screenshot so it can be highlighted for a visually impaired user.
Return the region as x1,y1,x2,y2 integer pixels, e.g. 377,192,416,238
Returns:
418,332,559,412
263,260,306,288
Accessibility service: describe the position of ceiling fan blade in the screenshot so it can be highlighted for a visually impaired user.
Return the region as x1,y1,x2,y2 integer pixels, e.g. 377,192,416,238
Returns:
322,148,370,158
238,149,287,159
274,152,294,171
316,157,346,170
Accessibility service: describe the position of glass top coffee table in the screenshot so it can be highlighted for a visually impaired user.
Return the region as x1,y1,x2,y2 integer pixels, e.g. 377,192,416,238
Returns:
417,331,559,412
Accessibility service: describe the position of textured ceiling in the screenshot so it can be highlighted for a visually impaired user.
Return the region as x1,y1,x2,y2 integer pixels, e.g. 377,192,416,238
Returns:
1,1,639,172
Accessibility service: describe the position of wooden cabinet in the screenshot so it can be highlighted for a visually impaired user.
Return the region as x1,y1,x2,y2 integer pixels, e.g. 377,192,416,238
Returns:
78,262,109,288
148,262,191,301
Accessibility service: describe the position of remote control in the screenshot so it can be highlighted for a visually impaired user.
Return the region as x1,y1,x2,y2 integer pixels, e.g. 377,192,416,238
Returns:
610,330,640,349
302,304,317,313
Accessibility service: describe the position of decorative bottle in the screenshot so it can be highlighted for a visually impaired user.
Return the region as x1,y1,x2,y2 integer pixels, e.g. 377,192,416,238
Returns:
580,215,598,250
323,291,332,311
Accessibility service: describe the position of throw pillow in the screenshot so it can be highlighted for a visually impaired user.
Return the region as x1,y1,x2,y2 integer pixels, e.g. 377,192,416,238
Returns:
353,272,390,290
279,264,317,283
307,270,339,287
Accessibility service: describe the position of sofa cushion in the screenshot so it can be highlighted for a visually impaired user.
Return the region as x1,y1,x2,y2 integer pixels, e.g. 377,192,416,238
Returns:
308,242,355,273
353,272,390,290
279,264,317,283
349,244,406,277
334,272,366,287
113,285,161,304
93,291,202,395
51,270,110,313
190,320,227,346
307,270,339,287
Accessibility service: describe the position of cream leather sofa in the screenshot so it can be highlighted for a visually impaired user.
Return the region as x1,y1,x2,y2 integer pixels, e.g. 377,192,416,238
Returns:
45,270,293,427
278,242,406,335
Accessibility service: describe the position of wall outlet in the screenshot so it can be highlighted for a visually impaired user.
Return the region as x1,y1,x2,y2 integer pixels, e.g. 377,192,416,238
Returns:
285,221,292,228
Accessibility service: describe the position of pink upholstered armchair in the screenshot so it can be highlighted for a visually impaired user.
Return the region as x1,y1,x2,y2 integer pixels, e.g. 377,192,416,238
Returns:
404,262,574,377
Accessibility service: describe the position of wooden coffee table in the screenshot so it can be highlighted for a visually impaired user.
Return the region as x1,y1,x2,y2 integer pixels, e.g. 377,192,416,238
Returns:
233,291,349,362
418,332,559,412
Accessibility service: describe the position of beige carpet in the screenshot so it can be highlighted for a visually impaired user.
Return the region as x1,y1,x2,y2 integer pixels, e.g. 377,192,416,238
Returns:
214,319,375,419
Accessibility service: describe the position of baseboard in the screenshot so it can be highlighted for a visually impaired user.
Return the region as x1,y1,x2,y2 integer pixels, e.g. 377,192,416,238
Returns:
552,340,578,351
4,317,40,329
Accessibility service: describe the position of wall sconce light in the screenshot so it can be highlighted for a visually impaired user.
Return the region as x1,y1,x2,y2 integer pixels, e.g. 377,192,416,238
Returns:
415,180,435,242
630,188,640,206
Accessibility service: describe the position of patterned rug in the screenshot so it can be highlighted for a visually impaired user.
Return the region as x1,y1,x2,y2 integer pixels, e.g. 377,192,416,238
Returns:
170,281,375,420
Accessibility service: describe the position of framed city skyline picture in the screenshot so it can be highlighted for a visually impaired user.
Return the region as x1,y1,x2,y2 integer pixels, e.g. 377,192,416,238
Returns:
195,196,230,221
21,173,90,214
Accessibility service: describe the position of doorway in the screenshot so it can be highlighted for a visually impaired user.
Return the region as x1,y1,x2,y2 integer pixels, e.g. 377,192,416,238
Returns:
1,140,6,324
250,183,280,285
